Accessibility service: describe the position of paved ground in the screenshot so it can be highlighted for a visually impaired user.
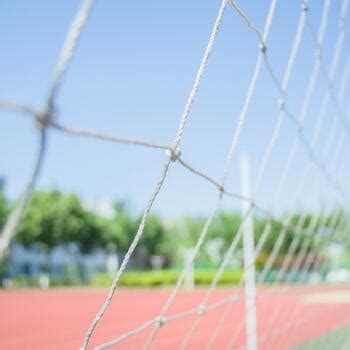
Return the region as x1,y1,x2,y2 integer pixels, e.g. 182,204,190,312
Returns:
1,286,350,349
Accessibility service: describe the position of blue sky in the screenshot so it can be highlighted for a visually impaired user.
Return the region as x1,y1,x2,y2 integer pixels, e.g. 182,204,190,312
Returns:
0,0,349,218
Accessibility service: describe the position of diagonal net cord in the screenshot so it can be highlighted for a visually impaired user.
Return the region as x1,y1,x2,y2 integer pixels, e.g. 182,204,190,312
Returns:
204,0,340,345
229,90,349,348
51,122,172,150
261,214,346,349
95,281,243,350
257,8,350,280
0,98,35,116
319,5,350,164
256,123,348,348
230,0,346,199
176,0,348,345
0,130,47,258
0,0,348,348
294,134,344,281
274,70,350,283
0,0,343,265
248,0,350,341
0,0,96,261
230,205,346,350
216,0,350,344
283,114,350,298
237,0,346,285
231,21,348,350
227,206,345,350
140,1,278,350
257,209,348,348
0,107,320,270
251,93,349,346
303,0,350,159
252,0,307,195
305,2,350,138
255,302,350,350
167,154,335,237
179,1,308,347
48,0,96,107
95,0,278,348
0,98,174,152
81,1,229,348
297,112,350,278
93,188,342,348
208,0,326,342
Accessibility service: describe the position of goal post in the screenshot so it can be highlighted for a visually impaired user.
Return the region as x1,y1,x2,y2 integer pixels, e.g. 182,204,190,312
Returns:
240,154,258,350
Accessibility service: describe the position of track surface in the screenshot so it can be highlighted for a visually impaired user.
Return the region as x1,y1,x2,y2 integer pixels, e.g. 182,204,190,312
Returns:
1,286,350,349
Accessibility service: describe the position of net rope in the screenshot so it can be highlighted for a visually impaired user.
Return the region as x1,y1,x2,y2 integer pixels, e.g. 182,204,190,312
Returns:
1,0,350,349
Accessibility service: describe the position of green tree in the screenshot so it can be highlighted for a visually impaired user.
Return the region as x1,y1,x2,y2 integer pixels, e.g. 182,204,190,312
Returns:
16,191,101,280
171,216,205,265
0,190,8,229
133,213,170,268
254,213,320,270
100,201,135,252
170,212,242,267
0,190,10,280
210,212,242,251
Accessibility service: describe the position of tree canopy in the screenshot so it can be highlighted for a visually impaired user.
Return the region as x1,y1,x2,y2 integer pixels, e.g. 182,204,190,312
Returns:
0,189,342,270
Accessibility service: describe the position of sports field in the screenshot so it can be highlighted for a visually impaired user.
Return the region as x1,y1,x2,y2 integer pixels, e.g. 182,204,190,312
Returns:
1,286,350,349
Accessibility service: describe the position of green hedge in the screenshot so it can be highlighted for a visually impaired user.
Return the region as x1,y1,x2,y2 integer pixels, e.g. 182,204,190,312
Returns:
90,269,243,287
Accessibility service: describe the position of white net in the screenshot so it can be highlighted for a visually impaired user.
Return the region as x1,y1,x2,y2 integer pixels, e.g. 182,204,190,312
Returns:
1,0,350,349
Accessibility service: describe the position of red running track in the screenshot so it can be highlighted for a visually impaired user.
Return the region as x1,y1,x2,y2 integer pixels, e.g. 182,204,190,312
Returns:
1,286,350,349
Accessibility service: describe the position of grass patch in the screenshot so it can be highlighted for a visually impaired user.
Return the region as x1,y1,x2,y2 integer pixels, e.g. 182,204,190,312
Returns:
90,269,243,287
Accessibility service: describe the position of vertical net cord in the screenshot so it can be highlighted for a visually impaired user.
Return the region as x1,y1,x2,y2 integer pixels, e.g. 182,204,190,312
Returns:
231,205,346,350
178,2,308,348
202,0,350,344
225,207,345,350
254,0,346,284
252,0,350,335
140,1,278,349
257,132,347,348
203,0,344,346
48,0,95,107
258,210,347,348
256,302,350,349
232,0,346,199
230,6,348,348
229,0,343,293
0,130,47,259
81,1,229,348
305,3,350,138
275,56,350,280
0,0,96,261
0,0,349,348
232,70,350,349
264,52,350,336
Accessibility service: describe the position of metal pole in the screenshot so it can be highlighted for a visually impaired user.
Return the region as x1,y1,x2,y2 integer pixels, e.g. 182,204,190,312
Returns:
240,154,258,350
